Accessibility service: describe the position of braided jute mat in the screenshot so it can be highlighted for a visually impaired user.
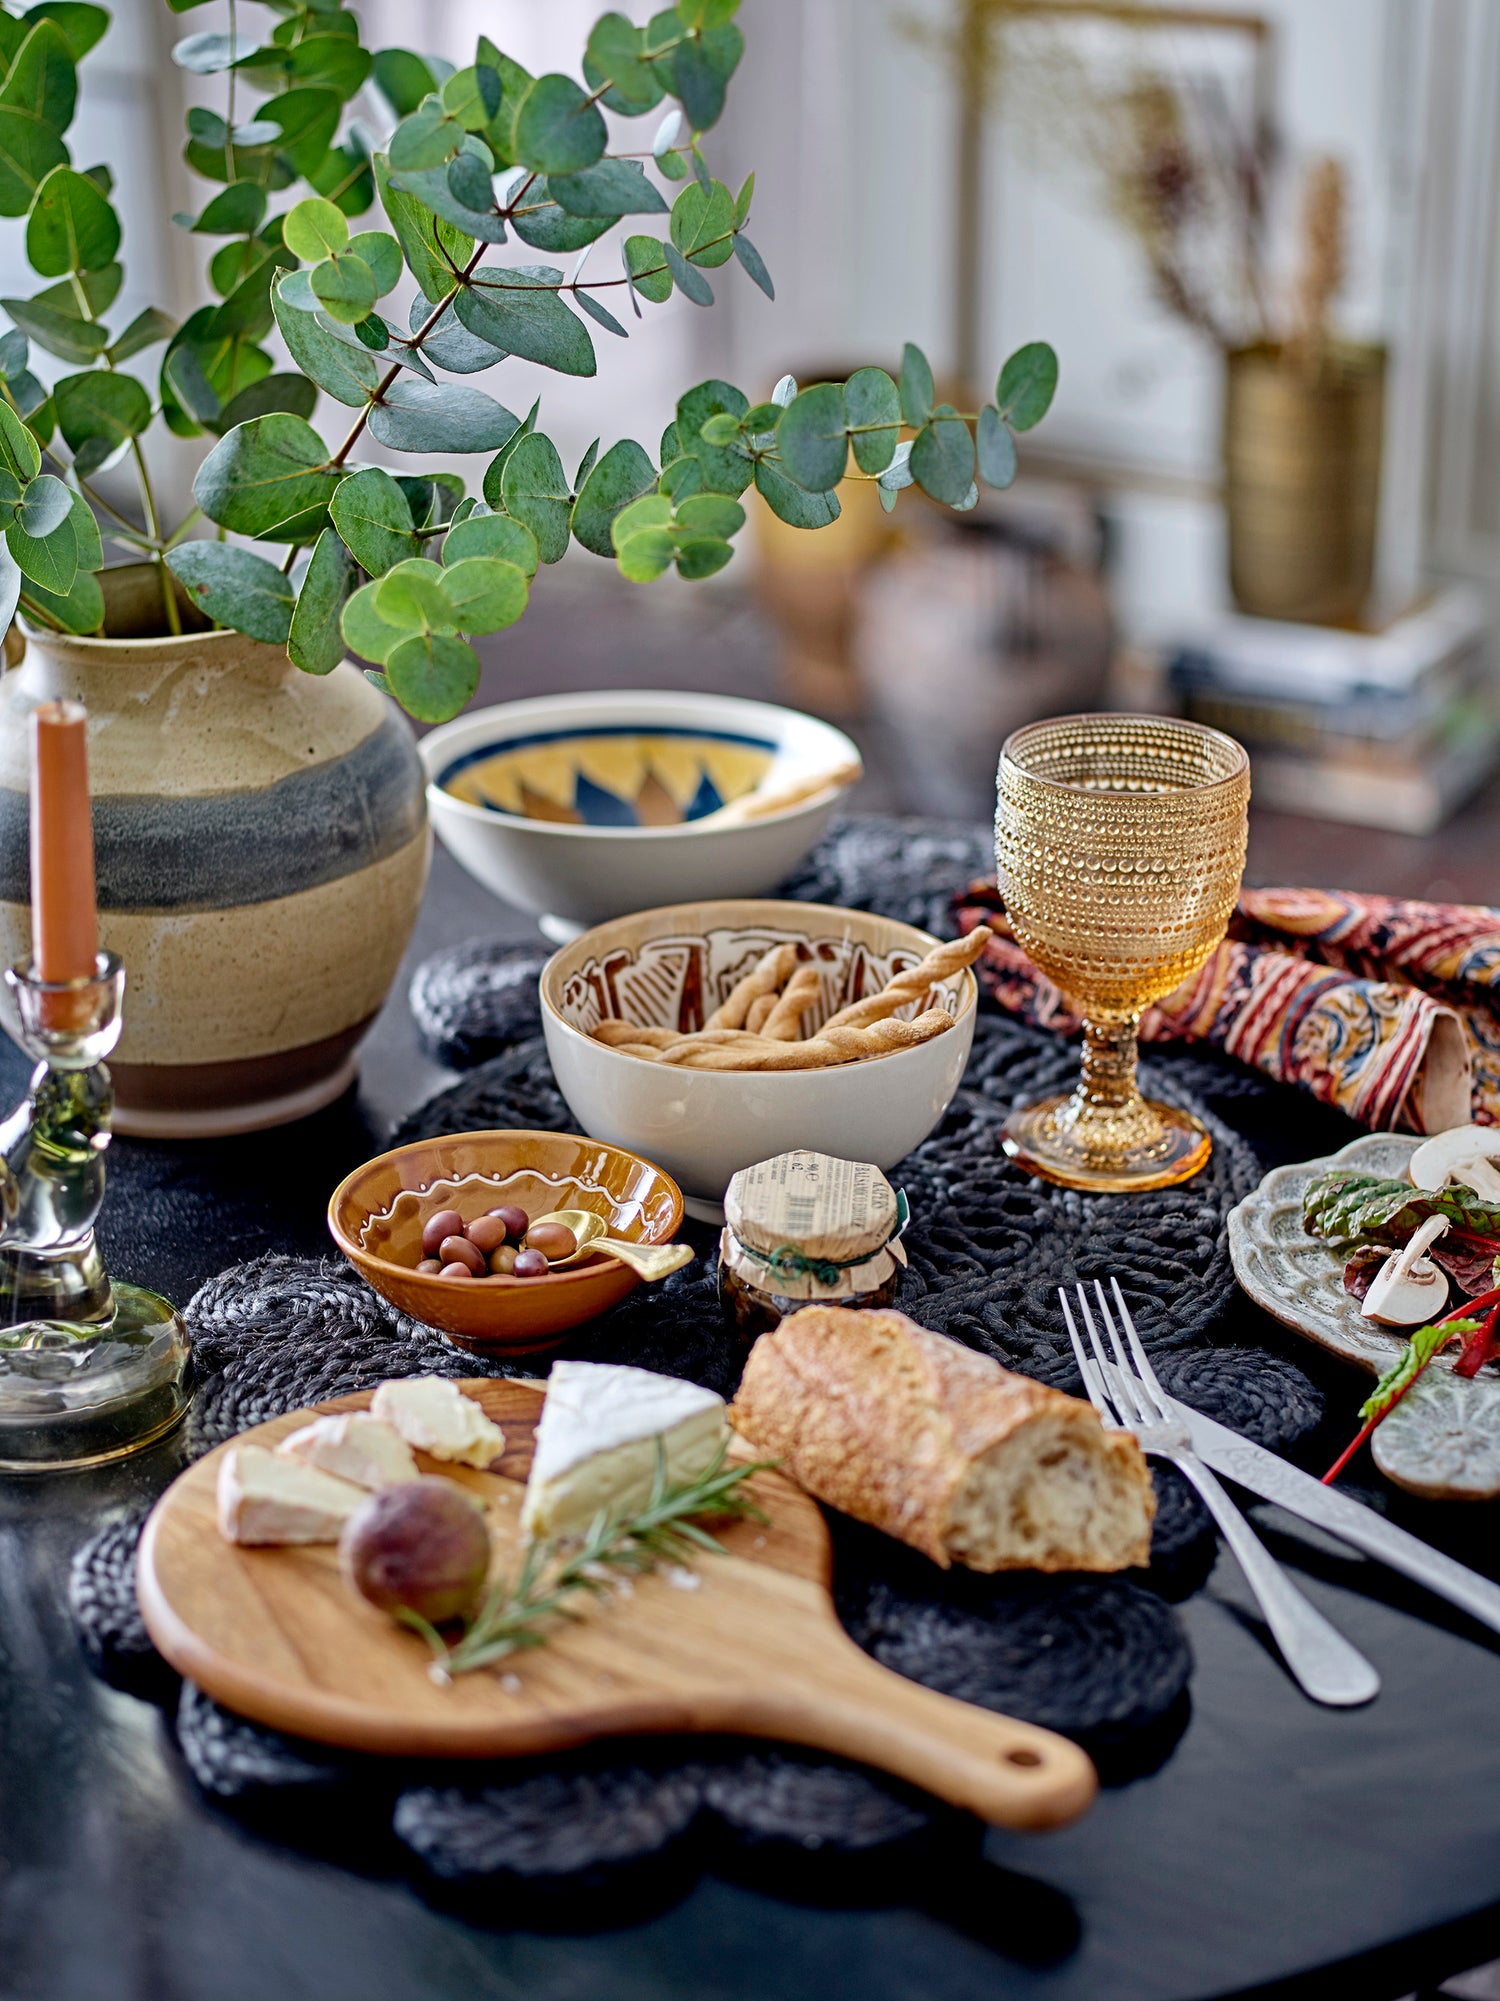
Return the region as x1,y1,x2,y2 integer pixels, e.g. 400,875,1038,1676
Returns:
70,816,1342,1906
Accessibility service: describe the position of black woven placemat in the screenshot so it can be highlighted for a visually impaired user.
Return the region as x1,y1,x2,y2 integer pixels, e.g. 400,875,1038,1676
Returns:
69,814,1334,1903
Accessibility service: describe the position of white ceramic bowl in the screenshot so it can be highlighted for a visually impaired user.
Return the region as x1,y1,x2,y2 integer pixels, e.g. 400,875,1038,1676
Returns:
421,690,861,938
540,899,978,1218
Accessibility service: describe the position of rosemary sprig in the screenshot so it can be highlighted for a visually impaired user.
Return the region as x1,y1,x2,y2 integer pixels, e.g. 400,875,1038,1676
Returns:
402,1442,777,1682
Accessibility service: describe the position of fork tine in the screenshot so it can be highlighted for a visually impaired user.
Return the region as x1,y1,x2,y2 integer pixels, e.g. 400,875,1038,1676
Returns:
1094,1279,1169,1424
1075,1282,1148,1427
1058,1289,1118,1426
1109,1277,1173,1419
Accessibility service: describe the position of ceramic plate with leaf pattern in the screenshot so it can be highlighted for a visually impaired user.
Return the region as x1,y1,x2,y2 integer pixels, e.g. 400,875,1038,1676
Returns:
1228,1132,1500,1500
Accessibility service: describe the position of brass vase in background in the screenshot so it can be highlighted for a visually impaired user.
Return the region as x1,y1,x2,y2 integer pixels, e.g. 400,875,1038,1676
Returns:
1223,341,1385,626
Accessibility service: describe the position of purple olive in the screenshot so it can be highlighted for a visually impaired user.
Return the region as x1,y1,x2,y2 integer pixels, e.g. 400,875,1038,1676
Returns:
488,1204,530,1238
466,1215,510,1254
512,1248,550,1278
341,1478,491,1627
421,1208,464,1257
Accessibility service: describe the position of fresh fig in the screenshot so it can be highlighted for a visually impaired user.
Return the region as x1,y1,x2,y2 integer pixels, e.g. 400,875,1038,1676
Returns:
340,1477,491,1627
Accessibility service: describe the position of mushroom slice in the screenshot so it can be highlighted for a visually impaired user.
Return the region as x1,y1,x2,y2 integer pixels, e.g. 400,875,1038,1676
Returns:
1362,1213,1452,1325
1409,1125,1500,1204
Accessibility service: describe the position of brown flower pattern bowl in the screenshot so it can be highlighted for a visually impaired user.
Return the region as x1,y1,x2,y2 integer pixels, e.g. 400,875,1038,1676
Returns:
328,1129,685,1357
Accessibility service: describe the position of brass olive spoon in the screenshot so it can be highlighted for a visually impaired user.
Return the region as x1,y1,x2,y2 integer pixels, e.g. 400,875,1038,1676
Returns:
527,1210,695,1283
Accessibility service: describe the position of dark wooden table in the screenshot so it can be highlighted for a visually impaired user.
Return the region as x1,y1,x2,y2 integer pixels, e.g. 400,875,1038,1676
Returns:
4,842,1500,2001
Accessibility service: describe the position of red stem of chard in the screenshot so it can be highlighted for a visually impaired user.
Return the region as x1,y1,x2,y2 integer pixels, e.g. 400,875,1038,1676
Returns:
1321,1286,1500,1485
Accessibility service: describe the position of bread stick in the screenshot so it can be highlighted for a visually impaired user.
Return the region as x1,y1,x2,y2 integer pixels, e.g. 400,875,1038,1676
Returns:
759,963,822,1040
604,1009,954,1070
745,991,777,1034
704,943,799,1030
821,926,992,1032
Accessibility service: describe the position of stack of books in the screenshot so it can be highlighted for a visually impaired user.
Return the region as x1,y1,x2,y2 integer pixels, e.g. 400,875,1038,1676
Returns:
1138,588,1498,835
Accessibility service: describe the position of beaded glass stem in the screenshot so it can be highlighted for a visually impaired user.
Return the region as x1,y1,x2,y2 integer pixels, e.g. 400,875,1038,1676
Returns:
995,714,1250,1193
0,952,190,1469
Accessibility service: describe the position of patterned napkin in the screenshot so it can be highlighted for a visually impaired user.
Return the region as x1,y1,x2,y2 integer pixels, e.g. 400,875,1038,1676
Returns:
953,884,1500,1135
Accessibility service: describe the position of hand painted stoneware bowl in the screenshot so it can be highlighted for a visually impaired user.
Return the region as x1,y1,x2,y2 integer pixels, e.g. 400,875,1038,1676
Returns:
328,1129,686,1356
541,900,978,1220
420,690,861,940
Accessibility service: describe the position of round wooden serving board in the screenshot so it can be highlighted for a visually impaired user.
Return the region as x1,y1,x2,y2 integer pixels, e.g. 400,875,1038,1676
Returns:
136,1380,1097,1831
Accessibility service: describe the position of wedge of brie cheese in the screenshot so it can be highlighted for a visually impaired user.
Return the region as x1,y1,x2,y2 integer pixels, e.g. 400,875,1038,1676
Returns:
370,1376,507,1469
217,1443,365,1545
276,1412,420,1490
520,1360,728,1540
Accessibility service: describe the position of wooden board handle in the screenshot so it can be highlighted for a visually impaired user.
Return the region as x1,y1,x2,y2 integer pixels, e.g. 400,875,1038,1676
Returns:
731,1634,1098,1830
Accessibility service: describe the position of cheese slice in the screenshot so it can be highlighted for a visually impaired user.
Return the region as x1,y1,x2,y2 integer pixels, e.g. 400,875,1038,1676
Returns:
370,1376,507,1469
217,1443,365,1546
520,1360,728,1540
276,1412,420,1490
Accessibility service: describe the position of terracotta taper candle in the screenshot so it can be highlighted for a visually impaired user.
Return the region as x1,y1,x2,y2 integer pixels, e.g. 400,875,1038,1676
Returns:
30,701,98,1025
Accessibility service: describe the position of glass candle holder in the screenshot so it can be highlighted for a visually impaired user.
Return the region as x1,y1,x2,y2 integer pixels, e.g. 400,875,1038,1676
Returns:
995,713,1250,1193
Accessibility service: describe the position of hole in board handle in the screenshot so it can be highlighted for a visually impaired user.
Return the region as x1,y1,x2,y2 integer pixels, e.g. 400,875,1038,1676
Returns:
1005,1747,1043,1768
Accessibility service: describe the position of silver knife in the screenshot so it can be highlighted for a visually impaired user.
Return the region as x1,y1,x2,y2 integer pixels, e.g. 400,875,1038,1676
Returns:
1099,1359,1500,1638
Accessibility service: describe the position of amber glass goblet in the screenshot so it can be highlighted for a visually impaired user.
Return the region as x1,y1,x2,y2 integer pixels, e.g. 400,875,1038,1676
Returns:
995,713,1250,1193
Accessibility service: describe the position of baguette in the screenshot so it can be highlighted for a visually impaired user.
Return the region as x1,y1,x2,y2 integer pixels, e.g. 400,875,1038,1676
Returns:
729,1306,1154,1573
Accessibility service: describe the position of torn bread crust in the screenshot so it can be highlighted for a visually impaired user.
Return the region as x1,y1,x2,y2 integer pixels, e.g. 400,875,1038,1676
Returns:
729,1306,1154,1573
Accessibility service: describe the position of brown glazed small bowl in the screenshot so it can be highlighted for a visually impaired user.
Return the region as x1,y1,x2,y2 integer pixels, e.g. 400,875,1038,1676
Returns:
328,1128,686,1356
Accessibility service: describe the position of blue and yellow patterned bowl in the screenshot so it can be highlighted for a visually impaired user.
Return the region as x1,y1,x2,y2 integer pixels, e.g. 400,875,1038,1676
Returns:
421,691,861,937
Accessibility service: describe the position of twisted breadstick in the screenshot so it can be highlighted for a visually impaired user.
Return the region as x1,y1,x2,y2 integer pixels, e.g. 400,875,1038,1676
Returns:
603,1009,954,1070
704,943,799,1030
759,963,823,1040
745,991,777,1034
821,926,992,1032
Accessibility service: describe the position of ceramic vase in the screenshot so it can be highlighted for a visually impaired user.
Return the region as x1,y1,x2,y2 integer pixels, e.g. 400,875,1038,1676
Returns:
0,566,429,1136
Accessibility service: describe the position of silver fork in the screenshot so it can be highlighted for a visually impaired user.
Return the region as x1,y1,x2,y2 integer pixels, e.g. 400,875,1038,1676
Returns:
1060,1277,1381,1709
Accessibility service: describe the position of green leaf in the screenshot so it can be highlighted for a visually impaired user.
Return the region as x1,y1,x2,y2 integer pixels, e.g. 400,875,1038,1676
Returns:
311,251,376,325
330,465,419,576
501,431,572,564
673,532,733,581
377,558,456,633
407,291,492,374
193,412,338,542
775,381,847,492
172,29,250,72
1,21,75,131
443,509,539,578
288,527,356,675
7,507,73,591
611,492,674,546
283,195,349,262
657,452,700,501
374,152,472,305
551,158,666,218
0,397,41,482
455,264,596,377
440,554,527,634
731,233,772,299
754,458,840,529
23,5,108,62
910,405,975,506
514,72,607,176
386,629,479,724
183,182,268,236
167,541,295,643
349,231,402,296
162,340,219,428
62,484,98,568
14,471,68,537
624,234,671,305
1359,1317,1470,1429
203,242,294,341
898,342,933,428
259,86,341,178
676,379,751,494
843,366,901,475
574,288,627,339
976,404,1017,488
214,372,317,433
368,376,522,455
732,169,755,227
995,341,1058,431
2,291,105,364
271,276,379,407
670,178,734,267
372,48,440,121
53,370,149,466
571,437,657,557
0,537,17,627
676,493,744,538
441,61,502,131
615,523,675,582
583,12,664,115
0,106,67,219
389,134,507,241
389,99,465,174
480,396,539,504
475,41,533,167
662,242,712,306
670,23,742,130
26,165,119,276
341,575,410,665
19,562,100,632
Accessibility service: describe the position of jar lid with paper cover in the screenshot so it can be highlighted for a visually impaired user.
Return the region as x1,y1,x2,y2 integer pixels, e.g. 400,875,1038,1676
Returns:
718,1149,909,1341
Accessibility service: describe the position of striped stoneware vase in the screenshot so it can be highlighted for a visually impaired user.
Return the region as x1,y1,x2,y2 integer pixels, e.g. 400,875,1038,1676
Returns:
0,586,429,1137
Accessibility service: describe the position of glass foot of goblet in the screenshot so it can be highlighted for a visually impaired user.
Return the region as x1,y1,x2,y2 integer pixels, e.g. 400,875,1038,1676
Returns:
1001,1092,1211,1194
0,1281,191,1471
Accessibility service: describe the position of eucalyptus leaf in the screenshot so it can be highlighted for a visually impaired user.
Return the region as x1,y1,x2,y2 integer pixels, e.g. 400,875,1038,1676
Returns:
287,526,356,674
214,373,318,433
184,182,268,236
1,21,76,133
24,4,108,62
0,106,68,220
669,22,742,131
624,234,671,305
311,250,377,325
372,47,440,121
844,366,900,474
0,398,41,482
675,492,744,539
676,378,751,494
377,558,456,633
455,264,596,376
192,411,338,541
283,195,348,262
374,152,473,306
898,342,933,428
53,369,150,458
662,242,711,306
583,13,663,115
995,341,1058,431
26,166,120,277
444,510,538,577
909,405,975,506
774,381,847,492
570,437,656,557
408,292,495,374
669,178,734,267
975,403,1017,488
440,61,502,132
480,395,539,504
513,73,606,176
386,629,478,724
753,457,839,529
389,100,464,174
341,575,407,664
673,532,733,580
731,232,772,298
20,561,100,632
657,453,700,501
273,275,379,406
329,464,419,575
14,471,69,537
551,158,665,218
8,508,75,593
614,523,675,582
63,484,99,569
167,539,293,641
441,554,527,633
367,376,521,455
500,430,572,564
573,288,627,339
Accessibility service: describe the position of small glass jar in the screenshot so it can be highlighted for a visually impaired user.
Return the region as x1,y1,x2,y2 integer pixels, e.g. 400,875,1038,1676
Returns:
718,1149,908,1343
